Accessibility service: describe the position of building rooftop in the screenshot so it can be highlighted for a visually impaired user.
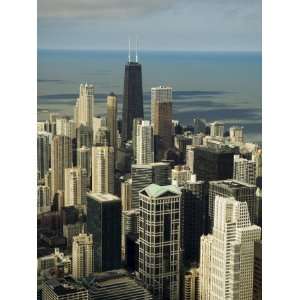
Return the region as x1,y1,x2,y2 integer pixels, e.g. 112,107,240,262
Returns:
87,192,120,202
45,277,87,296
210,179,256,189
151,85,172,90
86,269,153,300
141,184,181,198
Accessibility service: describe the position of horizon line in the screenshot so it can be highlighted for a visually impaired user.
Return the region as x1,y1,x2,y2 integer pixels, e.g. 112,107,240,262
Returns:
38,48,261,53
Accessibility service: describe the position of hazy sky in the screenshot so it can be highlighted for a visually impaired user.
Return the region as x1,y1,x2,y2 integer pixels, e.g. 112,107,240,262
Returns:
38,0,261,51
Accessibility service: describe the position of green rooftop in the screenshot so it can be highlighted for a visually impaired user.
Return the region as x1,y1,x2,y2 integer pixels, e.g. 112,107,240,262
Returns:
141,184,181,198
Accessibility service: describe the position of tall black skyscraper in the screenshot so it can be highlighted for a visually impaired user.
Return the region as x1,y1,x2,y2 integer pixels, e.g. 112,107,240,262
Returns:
181,176,206,266
121,49,143,142
86,192,121,272
190,144,236,182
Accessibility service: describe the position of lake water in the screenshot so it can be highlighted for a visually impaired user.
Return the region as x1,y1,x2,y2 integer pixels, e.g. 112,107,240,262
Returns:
38,50,261,142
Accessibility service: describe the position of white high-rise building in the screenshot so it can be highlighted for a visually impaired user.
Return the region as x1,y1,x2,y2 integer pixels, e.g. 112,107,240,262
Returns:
51,135,72,196
199,234,213,300
37,122,45,133
139,184,181,300
56,118,76,139
229,126,244,143
233,154,256,185
74,83,95,129
56,118,69,136
92,146,114,194
136,120,154,165
121,178,132,211
210,121,224,138
252,148,262,178
171,165,192,186
64,167,87,207
107,93,118,150
72,232,94,280
209,196,261,300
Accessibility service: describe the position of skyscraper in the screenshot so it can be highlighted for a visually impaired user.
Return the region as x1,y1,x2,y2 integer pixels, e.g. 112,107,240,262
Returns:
188,144,235,182
183,268,200,300
37,132,51,180
92,146,114,194
131,162,171,209
72,232,94,280
208,179,257,229
121,178,132,211
253,241,262,300
77,146,91,186
74,83,95,129
76,124,93,149
209,196,261,300
138,184,181,300
181,176,206,265
56,117,75,138
107,92,118,150
122,209,139,264
252,148,262,179
132,118,143,161
64,167,87,207
51,135,72,197
121,53,143,142
151,162,171,186
94,127,110,146
210,121,224,138
131,164,153,209
93,116,107,140
86,192,121,272
151,86,173,160
136,120,154,165
199,234,213,300
229,126,244,143
233,154,256,185
171,165,192,187
37,185,51,215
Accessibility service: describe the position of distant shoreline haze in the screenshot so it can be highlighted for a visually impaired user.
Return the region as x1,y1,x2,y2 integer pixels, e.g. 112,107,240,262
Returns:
37,49,261,143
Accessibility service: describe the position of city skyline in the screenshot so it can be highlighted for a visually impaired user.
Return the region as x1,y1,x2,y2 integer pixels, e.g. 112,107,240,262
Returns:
37,2,262,300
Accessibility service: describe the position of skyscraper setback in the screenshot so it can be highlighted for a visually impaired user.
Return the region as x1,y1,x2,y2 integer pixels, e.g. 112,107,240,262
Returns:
121,52,143,142
208,196,261,299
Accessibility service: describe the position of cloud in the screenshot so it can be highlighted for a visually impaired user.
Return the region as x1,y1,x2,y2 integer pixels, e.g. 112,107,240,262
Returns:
38,0,260,19
38,0,180,18
38,0,261,51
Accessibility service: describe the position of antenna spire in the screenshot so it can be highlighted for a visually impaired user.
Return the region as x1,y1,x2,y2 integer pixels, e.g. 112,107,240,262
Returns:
135,36,138,62
128,38,131,62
